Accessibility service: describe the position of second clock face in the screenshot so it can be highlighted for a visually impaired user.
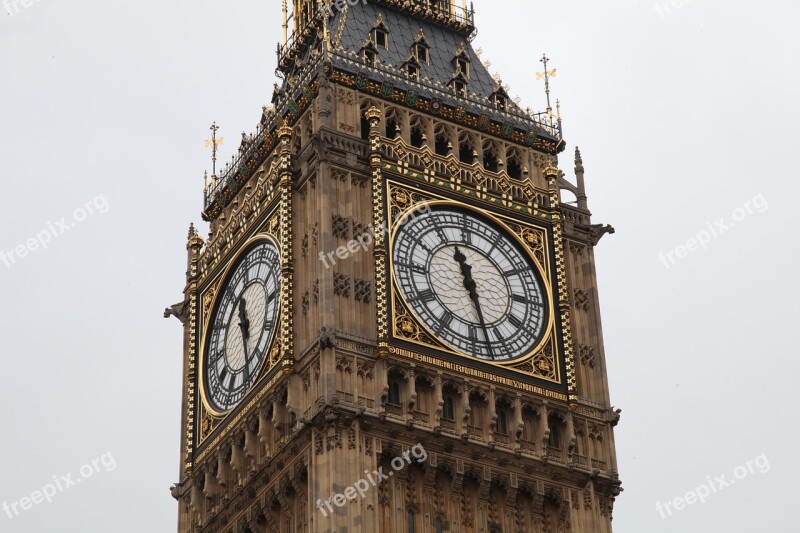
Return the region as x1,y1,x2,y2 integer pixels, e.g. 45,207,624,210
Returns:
204,241,281,413
392,208,548,362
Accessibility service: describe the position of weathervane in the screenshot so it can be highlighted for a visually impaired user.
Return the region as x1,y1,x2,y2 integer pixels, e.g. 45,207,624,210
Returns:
205,122,224,179
536,53,557,117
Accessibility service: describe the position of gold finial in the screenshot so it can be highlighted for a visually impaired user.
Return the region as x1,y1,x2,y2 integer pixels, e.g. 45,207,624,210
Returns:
276,120,293,140
204,122,224,178
536,53,557,116
203,170,208,194
364,105,383,123
543,160,559,181
556,99,562,121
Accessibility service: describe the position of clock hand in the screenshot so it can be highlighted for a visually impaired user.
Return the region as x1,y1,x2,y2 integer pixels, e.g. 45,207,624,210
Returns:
238,298,250,341
453,247,496,360
238,298,251,384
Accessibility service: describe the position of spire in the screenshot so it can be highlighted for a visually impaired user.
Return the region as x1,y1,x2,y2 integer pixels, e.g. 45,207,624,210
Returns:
205,122,223,179
536,53,557,116
574,147,584,174
282,0,288,47
574,147,588,210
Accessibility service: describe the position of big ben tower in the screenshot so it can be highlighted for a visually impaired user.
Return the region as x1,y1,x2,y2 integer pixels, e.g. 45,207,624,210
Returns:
167,1,622,531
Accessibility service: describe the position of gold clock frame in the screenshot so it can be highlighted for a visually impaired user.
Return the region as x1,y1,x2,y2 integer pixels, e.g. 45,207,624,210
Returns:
384,179,570,387
197,233,283,419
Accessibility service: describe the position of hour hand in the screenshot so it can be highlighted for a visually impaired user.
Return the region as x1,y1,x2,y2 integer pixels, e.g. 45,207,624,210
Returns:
453,247,479,304
238,298,250,341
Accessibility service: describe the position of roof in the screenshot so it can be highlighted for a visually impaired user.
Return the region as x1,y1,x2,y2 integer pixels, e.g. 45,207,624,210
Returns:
329,2,528,121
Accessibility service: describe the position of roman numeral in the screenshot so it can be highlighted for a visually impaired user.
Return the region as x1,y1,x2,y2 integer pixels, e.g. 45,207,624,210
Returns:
398,262,426,274
511,294,527,304
508,314,523,329
419,289,436,303
435,311,454,333
503,267,529,277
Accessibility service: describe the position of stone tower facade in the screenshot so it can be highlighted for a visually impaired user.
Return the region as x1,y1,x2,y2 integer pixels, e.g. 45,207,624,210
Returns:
168,1,622,531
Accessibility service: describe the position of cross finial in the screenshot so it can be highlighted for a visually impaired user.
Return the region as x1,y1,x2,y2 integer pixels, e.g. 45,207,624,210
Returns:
536,53,557,115
204,122,224,178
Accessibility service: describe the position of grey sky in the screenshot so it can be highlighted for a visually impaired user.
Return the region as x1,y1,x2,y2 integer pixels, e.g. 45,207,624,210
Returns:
0,0,796,531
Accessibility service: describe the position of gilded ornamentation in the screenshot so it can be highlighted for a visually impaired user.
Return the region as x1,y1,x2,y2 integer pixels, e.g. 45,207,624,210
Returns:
385,180,564,385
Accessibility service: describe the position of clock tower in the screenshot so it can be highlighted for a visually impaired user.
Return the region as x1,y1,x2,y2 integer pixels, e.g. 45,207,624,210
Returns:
168,1,622,531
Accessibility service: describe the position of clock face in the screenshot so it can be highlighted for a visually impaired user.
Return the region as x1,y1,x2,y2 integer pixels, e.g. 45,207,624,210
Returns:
392,208,548,362
204,241,281,412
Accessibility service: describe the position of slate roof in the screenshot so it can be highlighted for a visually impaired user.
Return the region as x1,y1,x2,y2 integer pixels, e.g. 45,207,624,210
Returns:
328,2,532,123
273,2,557,137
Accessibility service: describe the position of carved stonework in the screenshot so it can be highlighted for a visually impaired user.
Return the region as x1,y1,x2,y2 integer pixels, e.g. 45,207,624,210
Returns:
355,279,372,303
336,355,353,374
334,273,351,298
332,215,351,240
574,289,590,311
579,345,596,368
357,359,375,379
176,8,620,531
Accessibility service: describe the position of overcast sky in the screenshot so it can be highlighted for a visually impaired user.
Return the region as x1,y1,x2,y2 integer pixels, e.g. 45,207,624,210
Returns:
1,0,797,531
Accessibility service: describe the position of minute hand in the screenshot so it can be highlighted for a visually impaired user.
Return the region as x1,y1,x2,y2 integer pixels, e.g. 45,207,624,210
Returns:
238,298,251,384
453,247,496,360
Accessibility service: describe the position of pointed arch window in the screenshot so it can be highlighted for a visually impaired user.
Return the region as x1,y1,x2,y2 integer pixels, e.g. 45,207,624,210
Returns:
496,410,508,436
388,381,401,406
450,76,468,97
413,32,431,64
548,415,562,450
491,88,509,111
435,517,444,533
443,396,455,421
453,48,471,79
403,55,422,82
362,40,379,67
372,20,389,49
